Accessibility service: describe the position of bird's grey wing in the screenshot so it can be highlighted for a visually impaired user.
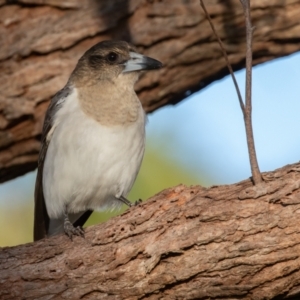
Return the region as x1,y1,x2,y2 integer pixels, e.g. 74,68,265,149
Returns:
34,85,72,241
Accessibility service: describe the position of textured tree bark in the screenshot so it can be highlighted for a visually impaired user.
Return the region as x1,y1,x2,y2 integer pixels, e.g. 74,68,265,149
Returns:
1,0,300,182
1,162,300,299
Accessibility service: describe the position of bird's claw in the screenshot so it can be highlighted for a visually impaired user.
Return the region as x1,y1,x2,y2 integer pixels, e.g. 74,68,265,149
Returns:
133,199,142,206
64,220,85,240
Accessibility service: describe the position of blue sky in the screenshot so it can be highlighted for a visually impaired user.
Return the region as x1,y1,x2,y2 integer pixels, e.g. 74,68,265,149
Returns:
147,51,300,184
1,51,300,207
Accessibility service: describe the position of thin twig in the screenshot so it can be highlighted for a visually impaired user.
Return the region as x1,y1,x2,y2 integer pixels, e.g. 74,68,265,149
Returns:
240,0,262,184
199,0,245,116
200,0,262,184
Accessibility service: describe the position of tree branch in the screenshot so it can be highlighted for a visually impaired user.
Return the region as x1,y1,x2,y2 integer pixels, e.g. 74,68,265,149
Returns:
201,0,262,185
1,0,300,183
1,163,300,299
199,0,245,117
240,0,262,185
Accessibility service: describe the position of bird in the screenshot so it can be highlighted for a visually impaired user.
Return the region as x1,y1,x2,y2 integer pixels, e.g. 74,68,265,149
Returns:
34,40,162,241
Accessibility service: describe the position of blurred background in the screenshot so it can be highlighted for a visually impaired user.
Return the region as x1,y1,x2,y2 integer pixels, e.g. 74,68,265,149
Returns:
1,51,300,247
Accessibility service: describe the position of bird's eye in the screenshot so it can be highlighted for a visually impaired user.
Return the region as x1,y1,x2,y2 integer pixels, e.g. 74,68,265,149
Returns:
107,52,118,63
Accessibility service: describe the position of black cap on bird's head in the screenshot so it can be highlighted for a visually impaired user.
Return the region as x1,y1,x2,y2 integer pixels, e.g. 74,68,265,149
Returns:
70,40,163,85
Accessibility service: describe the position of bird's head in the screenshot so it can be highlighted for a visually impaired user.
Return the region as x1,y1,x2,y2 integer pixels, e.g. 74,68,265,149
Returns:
70,40,162,87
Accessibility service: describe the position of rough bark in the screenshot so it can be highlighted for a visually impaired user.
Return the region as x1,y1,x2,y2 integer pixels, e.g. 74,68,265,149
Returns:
1,0,300,182
1,162,300,299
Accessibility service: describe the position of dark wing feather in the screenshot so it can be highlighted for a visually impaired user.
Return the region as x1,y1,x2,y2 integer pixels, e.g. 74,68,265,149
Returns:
34,85,71,241
73,210,93,228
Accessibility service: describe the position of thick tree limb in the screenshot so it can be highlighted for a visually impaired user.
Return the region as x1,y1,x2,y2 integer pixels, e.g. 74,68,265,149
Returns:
1,0,300,182
1,162,300,299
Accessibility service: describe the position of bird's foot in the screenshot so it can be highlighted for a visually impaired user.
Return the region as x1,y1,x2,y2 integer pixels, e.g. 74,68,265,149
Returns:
119,196,142,207
64,218,85,240
133,199,143,206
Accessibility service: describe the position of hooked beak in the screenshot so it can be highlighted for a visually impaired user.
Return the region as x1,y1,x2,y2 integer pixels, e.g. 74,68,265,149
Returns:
122,52,163,73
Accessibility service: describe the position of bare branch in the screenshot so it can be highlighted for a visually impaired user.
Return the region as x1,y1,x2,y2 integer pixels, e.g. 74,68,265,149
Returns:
199,0,245,117
1,1,300,183
240,0,262,184
2,163,300,299
200,0,262,185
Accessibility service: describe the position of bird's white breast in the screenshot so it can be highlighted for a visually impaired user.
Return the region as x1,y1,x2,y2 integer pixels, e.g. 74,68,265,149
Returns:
43,88,146,219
